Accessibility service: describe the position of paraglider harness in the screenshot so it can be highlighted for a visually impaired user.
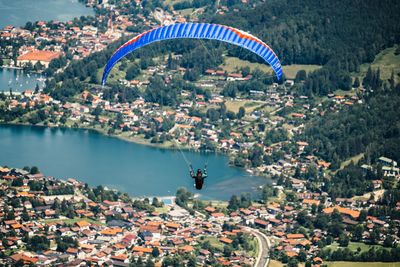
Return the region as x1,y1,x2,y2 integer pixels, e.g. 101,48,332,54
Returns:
190,164,207,190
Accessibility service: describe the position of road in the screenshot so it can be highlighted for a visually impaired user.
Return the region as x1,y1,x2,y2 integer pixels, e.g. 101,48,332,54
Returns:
243,227,271,267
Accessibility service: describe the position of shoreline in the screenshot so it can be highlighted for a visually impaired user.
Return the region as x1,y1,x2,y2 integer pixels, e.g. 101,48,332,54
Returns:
1,65,23,70
0,121,269,178
0,122,271,201
1,121,224,153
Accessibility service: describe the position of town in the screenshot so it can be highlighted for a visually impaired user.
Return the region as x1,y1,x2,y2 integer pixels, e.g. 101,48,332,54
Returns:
0,154,399,266
1,0,400,266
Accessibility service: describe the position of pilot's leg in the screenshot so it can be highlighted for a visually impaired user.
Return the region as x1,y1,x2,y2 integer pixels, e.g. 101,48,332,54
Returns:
195,179,202,190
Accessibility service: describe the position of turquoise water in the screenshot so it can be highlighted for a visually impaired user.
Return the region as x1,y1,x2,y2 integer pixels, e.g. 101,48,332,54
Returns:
0,68,45,92
0,125,270,200
0,0,94,90
0,0,94,28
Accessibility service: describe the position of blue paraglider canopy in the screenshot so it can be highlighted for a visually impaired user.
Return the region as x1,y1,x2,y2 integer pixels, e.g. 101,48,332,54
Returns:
102,23,283,85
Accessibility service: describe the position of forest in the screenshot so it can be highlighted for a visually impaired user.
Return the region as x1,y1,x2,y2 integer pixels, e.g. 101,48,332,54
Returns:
209,0,400,95
303,82,400,166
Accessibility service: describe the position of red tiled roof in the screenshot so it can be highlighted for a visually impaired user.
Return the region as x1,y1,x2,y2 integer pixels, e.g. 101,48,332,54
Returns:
17,50,61,62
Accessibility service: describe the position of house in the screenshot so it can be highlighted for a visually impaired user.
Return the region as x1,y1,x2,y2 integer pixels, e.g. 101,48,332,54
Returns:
17,50,62,68
219,237,233,244
378,156,397,167
168,209,189,221
323,206,360,219
254,219,268,229
382,166,399,177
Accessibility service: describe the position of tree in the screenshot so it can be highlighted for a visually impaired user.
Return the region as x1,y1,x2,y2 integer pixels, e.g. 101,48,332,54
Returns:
144,76,179,106
27,235,50,251
298,250,307,261
240,193,252,208
175,187,193,207
338,233,349,247
202,240,211,250
125,63,140,80
145,258,155,267
395,46,400,56
237,106,245,119
30,166,39,174
21,209,30,221
352,224,363,241
241,66,250,77
152,197,163,207
152,247,160,257
248,145,263,167
287,258,299,267
383,235,395,248
358,210,367,222
223,245,233,257
295,70,307,82
206,108,220,121
370,228,380,244
228,195,240,210
11,177,24,187
56,236,77,252
353,77,360,88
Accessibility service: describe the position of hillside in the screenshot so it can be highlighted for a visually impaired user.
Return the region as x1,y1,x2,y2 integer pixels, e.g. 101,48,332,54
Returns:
209,0,400,95
303,84,400,167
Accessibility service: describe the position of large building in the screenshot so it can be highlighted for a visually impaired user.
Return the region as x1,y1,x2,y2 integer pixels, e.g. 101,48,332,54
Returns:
16,50,61,68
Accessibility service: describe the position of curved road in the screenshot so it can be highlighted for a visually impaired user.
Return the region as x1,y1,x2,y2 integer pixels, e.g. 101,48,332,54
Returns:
243,227,271,267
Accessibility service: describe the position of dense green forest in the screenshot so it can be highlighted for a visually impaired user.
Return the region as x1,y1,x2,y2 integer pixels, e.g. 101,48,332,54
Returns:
303,83,400,166
209,0,400,95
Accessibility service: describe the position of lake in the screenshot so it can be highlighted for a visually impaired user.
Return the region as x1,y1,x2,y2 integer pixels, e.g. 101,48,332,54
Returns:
0,68,45,92
0,0,94,91
0,125,271,200
0,0,94,28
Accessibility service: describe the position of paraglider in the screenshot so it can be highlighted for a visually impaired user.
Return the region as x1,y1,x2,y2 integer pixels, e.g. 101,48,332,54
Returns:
101,23,283,190
190,164,207,190
101,23,283,86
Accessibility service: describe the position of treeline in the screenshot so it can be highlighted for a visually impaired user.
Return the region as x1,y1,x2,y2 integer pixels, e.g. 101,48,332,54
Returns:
209,0,400,94
173,0,211,10
321,247,400,262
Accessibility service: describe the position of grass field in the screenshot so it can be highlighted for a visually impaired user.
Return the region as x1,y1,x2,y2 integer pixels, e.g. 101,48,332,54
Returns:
339,153,364,171
326,242,388,253
206,200,229,208
357,45,400,83
248,237,259,258
201,236,224,250
40,217,104,225
326,262,400,267
176,7,194,17
220,57,321,79
224,99,263,113
268,260,284,267
282,64,322,80
154,206,170,214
